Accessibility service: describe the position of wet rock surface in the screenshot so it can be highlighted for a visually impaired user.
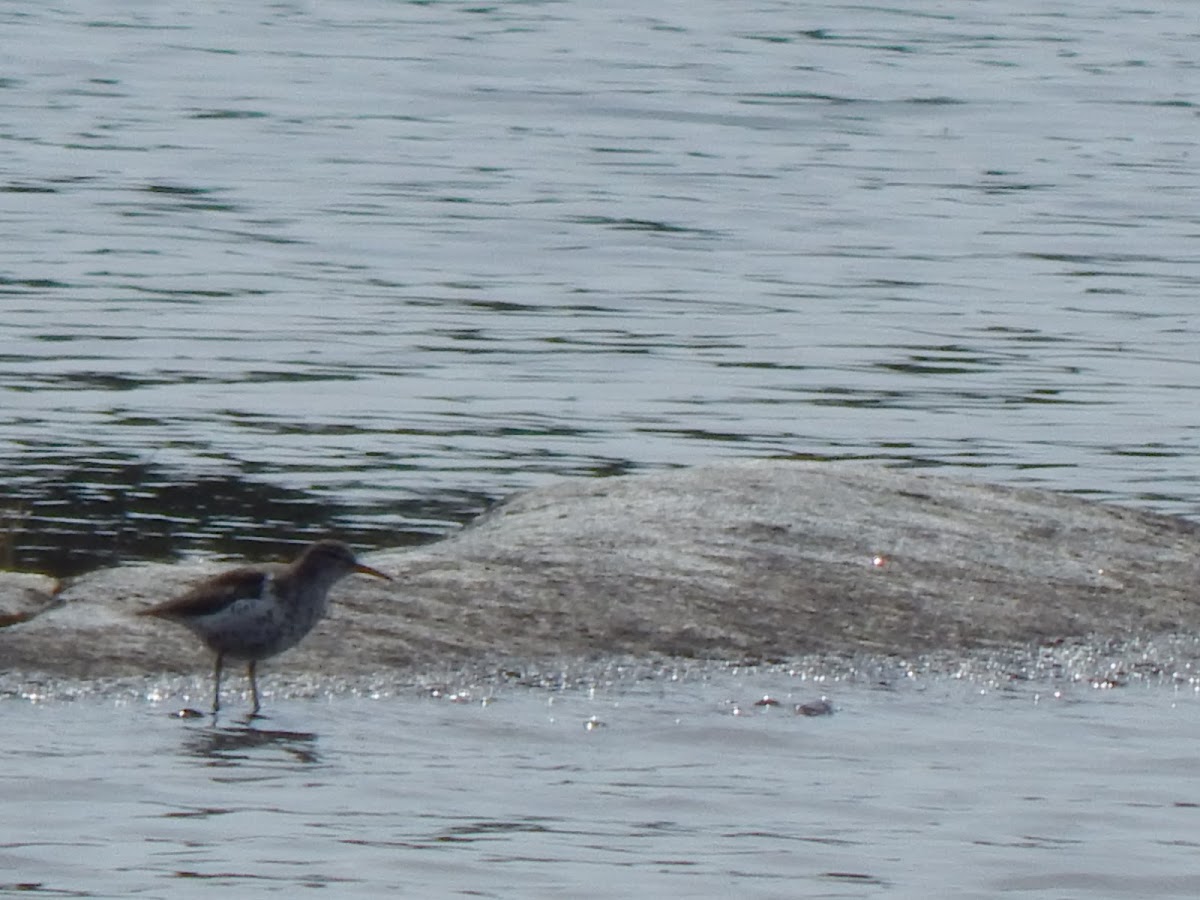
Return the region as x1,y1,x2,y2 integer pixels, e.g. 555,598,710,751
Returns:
2,460,1199,691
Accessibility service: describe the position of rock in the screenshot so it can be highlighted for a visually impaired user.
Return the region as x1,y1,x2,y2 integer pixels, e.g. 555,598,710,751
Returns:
0,572,61,629
2,460,1199,685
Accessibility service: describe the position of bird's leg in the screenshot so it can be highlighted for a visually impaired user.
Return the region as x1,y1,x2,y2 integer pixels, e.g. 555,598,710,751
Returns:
211,652,223,716
248,660,261,716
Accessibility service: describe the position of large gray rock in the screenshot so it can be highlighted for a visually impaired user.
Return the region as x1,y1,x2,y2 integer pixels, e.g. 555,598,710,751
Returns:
2,460,1199,685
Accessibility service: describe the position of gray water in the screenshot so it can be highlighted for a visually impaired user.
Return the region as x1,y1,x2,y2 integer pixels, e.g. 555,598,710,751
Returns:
3,1,1200,896
5,671,1200,899
1,0,1198,573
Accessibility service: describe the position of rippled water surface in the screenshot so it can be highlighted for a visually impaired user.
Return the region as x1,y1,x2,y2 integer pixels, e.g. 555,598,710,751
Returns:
3,4,1200,893
5,674,1200,899
0,0,1197,573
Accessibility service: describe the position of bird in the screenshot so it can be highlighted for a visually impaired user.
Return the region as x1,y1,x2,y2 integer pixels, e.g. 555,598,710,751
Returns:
137,539,392,716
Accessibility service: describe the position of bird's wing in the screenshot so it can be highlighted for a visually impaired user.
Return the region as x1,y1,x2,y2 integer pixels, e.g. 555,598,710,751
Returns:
137,565,280,619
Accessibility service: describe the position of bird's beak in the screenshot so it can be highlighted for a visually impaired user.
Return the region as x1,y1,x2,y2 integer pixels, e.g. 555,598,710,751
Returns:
354,562,393,582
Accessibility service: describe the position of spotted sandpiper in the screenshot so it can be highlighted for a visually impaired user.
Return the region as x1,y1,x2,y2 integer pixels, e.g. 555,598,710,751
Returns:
137,539,392,716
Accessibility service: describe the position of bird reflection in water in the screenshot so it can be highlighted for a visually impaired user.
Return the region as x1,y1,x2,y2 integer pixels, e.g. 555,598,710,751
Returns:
179,718,321,766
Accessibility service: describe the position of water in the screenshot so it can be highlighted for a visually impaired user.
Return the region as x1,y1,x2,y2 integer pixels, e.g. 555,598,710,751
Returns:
5,673,1200,898
3,2,1200,895
1,0,1198,573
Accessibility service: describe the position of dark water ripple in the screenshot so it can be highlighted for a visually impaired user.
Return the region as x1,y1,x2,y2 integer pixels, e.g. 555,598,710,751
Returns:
0,0,1198,575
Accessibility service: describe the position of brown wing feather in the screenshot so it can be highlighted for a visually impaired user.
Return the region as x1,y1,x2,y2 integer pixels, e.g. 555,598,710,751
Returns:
137,566,279,620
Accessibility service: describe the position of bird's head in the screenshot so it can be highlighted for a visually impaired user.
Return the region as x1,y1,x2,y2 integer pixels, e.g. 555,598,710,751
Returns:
296,539,393,584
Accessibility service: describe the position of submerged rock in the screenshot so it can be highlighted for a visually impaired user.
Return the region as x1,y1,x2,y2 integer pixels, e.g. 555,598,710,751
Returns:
2,460,1199,687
